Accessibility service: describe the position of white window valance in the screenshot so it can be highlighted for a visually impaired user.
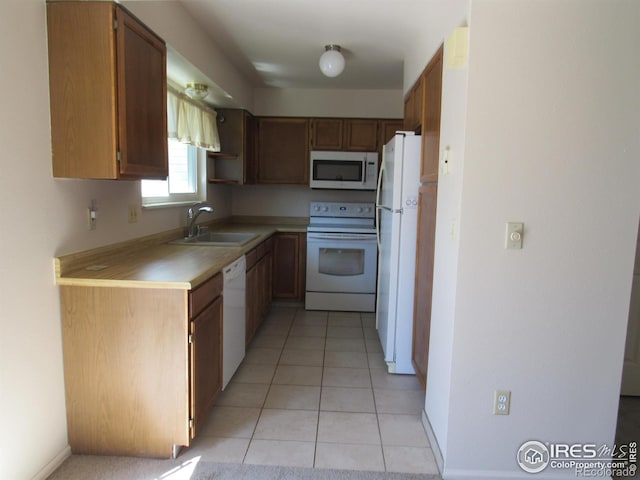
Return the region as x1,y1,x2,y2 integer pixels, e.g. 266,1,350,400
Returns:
167,88,220,152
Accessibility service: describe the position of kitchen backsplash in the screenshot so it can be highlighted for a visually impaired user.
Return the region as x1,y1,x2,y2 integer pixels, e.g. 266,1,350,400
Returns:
231,185,376,218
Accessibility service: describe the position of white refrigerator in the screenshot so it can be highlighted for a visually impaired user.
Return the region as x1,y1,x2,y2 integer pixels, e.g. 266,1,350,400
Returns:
375,133,421,374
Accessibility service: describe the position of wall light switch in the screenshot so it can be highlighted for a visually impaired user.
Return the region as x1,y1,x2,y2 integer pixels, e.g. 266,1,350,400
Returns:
505,222,524,249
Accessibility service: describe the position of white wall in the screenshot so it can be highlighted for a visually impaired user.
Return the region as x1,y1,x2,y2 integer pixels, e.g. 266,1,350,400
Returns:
124,1,254,110
424,24,470,460
403,0,469,93
253,87,403,118
429,1,640,478
232,185,375,218
0,2,233,479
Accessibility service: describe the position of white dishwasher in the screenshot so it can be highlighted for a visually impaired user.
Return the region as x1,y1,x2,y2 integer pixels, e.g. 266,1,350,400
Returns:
222,255,246,390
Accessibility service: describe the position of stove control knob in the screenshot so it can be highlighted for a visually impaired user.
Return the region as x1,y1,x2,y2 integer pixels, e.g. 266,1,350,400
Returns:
365,207,371,212
356,207,363,213
313,205,321,212
322,206,329,212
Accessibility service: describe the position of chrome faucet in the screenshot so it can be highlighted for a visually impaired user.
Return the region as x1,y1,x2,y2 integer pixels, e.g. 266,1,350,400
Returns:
186,203,214,238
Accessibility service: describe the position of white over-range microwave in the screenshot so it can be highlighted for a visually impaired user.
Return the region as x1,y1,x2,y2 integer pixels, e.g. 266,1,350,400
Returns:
309,151,379,190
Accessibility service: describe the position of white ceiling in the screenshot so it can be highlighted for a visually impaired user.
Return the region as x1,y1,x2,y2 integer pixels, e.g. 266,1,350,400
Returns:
174,0,437,91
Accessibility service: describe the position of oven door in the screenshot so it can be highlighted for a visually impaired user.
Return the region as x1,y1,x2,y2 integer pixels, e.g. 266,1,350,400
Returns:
306,233,378,293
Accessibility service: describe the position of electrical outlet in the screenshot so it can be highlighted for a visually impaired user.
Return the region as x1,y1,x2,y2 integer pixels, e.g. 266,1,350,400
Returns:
494,390,511,415
87,208,97,230
128,205,138,224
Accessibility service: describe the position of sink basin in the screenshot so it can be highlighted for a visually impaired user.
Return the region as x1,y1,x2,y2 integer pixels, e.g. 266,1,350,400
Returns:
170,232,259,246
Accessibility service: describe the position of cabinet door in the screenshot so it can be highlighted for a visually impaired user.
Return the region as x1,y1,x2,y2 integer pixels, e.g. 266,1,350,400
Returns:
420,46,443,183
265,250,273,309
246,265,259,345
412,184,438,390
190,296,222,438
344,119,378,151
258,256,269,317
116,6,168,178
244,112,257,184
404,76,424,132
256,118,309,184
311,118,344,150
379,120,404,150
47,2,119,179
273,233,301,299
272,233,306,301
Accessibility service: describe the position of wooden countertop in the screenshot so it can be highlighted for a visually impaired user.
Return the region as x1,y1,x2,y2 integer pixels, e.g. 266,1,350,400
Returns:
55,220,307,290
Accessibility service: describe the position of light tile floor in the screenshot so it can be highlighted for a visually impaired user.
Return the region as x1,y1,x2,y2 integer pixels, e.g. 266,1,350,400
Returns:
185,307,438,475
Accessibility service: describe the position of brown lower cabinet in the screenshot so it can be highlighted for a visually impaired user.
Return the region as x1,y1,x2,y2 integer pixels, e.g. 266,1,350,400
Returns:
272,232,307,301
245,236,274,345
59,272,223,458
190,295,223,438
412,184,438,389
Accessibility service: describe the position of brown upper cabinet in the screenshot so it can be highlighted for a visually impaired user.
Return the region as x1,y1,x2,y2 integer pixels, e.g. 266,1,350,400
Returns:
379,119,405,149
256,117,309,185
209,109,255,185
403,75,424,132
310,118,379,151
420,45,443,183
47,2,168,179
344,119,379,151
310,118,344,150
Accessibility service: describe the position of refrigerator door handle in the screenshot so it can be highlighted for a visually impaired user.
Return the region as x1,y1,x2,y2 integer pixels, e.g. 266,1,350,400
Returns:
375,156,386,250
375,158,385,208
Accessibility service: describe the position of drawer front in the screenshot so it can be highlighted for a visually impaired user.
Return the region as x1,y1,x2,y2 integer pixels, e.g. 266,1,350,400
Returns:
190,272,223,318
245,248,258,270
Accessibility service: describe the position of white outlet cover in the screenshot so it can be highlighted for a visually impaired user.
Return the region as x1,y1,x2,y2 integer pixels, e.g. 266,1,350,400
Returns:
494,389,511,415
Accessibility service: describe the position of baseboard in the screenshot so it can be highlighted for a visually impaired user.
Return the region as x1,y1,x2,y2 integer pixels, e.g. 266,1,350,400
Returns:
421,409,444,475
32,445,71,480
270,301,304,309
444,468,575,479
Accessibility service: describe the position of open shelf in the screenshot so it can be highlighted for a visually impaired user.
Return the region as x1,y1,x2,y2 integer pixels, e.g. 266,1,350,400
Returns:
207,178,239,185
207,152,238,160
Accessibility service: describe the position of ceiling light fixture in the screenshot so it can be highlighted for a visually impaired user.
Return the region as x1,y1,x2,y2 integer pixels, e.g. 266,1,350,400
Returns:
184,83,209,101
319,45,345,78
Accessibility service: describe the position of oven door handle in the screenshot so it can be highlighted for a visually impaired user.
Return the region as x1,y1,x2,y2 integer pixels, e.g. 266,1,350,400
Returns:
307,232,377,241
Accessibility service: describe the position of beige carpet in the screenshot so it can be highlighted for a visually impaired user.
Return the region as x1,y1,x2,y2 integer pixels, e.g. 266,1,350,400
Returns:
47,454,441,480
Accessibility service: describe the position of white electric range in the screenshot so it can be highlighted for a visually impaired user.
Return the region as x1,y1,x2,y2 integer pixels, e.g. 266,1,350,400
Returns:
305,201,378,312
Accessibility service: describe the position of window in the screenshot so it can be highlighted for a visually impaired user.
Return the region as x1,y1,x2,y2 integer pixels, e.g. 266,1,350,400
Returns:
141,139,205,206
141,87,220,207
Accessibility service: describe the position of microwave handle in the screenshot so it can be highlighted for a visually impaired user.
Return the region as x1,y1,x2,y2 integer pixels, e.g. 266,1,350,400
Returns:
362,159,367,186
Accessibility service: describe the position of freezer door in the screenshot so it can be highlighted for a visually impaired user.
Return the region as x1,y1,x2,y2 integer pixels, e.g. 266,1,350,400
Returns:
378,134,405,211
